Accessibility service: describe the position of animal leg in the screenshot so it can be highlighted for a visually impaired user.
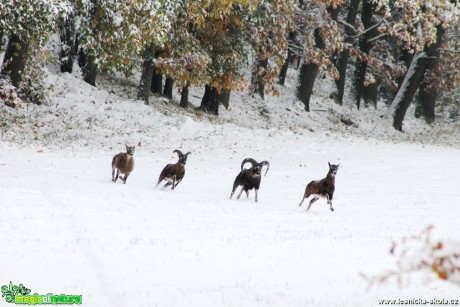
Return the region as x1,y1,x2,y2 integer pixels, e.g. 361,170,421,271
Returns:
171,175,176,190
245,189,249,199
299,193,308,207
230,183,238,199
255,189,258,202
173,179,182,189
112,167,116,182
328,194,334,211
156,177,164,187
163,182,172,188
237,186,245,199
306,197,319,211
123,173,130,184
113,170,120,183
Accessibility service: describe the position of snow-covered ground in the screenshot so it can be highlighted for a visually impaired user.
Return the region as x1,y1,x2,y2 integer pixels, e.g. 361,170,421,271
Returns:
1,64,459,306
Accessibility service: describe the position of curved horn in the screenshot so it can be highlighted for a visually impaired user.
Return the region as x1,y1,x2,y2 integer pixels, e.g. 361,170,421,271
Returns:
260,161,270,176
185,151,191,156
173,149,183,157
241,158,257,170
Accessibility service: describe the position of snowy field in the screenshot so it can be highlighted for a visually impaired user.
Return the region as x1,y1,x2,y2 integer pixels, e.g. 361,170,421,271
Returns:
1,66,460,306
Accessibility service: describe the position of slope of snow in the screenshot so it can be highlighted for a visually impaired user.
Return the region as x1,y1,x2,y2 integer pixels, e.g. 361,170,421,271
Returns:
1,63,459,151
1,64,459,306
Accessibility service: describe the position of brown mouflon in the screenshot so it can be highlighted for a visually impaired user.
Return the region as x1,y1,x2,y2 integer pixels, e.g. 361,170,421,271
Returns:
299,162,339,211
112,145,135,184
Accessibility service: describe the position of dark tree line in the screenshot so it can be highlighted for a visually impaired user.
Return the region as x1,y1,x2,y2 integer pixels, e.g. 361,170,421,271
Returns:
0,0,458,131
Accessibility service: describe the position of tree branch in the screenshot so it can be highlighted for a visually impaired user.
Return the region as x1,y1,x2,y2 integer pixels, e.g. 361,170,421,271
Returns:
367,33,387,44
337,18,357,35
438,48,460,54
351,20,384,40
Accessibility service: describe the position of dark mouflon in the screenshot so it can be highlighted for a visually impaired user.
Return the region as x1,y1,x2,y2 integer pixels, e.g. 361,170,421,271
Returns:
156,150,191,190
230,158,270,203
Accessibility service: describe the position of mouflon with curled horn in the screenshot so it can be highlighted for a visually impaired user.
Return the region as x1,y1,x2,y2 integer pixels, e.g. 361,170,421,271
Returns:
299,162,339,211
156,150,191,190
112,145,135,184
230,158,270,202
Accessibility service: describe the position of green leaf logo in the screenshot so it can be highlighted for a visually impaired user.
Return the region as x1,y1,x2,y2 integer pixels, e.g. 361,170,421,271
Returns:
18,284,31,296
1,281,30,303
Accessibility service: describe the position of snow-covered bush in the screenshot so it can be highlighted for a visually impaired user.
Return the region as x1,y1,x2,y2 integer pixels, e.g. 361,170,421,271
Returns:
363,226,460,287
0,79,22,108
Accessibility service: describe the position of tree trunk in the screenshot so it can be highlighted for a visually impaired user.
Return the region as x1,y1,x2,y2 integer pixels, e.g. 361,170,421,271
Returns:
351,0,377,109
0,28,4,53
295,28,325,112
334,0,360,105
163,77,174,99
327,5,340,20
218,88,231,110
77,45,85,69
353,59,367,109
378,38,413,105
150,50,163,95
415,82,437,124
137,43,156,104
151,71,163,95
387,27,444,131
1,34,30,88
415,48,442,124
180,83,190,108
200,84,219,115
252,55,268,99
278,32,296,86
387,52,427,131
363,79,379,109
397,47,414,87
59,12,76,73
296,59,318,112
79,0,100,86
81,51,97,86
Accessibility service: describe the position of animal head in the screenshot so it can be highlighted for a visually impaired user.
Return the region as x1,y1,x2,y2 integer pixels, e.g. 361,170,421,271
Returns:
125,145,135,156
174,150,191,165
328,162,339,176
241,158,270,176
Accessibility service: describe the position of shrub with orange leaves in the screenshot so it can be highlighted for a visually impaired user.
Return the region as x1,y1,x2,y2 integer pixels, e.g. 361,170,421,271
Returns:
362,226,460,288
